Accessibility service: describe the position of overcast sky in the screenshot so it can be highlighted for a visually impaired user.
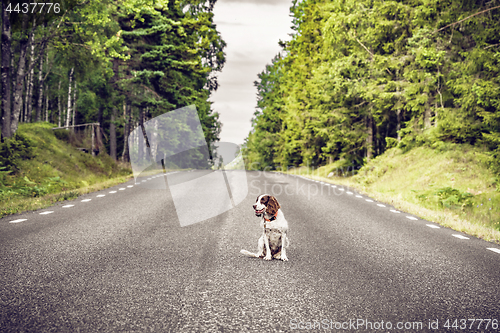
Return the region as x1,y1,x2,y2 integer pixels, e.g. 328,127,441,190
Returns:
209,0,294,146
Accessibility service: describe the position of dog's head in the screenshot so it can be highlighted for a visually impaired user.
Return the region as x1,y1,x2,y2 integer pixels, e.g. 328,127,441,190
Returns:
253,194,280,217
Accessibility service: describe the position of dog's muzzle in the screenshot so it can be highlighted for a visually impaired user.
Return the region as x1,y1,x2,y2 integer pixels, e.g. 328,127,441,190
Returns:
254,208,265,216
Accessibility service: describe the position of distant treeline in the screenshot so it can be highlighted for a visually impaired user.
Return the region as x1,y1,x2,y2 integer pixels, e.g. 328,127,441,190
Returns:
245,0,500,170
0,0,225,161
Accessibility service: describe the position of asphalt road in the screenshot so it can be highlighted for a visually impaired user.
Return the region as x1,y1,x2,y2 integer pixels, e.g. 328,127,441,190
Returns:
1,170,499,332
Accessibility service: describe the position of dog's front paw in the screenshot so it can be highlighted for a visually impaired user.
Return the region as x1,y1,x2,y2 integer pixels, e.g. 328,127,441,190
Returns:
281,254,288,261
264,254,272,261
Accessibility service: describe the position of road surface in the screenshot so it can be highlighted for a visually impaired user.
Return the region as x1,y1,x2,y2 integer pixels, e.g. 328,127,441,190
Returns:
1,170,499,332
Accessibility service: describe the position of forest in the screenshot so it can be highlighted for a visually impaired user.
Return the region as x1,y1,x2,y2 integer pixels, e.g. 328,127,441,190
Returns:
0,0,225,162
245,0,500,175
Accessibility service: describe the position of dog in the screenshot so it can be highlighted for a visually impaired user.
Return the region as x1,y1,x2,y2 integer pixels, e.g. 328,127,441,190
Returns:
240,194,289,261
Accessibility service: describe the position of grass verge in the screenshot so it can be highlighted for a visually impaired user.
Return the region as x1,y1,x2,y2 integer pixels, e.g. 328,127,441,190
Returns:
0,122,133,218
285,143,500,244
0,175,133,218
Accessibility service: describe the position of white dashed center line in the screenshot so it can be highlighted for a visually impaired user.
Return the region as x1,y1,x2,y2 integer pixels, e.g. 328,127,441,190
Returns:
127,185,133,188
426,224,440,229
96,194,105,197
62,205,74,208
331,185,337,188
487,248,500,254
452,234,469,240
377,204,386,207
347,191,353,195
109,191,117,194
355,195,363,198
406,216,418,220
10,219,27,223
39,211,54,215
119,188,126,191
81,199,91,202
339,188,345,191
390,210,400,213
365,199,374,202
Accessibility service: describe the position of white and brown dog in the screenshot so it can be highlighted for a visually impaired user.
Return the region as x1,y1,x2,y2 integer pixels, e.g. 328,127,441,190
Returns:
240,194,289,261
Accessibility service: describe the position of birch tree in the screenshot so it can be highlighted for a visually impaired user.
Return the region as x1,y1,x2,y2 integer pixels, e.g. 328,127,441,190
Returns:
65,67,74,128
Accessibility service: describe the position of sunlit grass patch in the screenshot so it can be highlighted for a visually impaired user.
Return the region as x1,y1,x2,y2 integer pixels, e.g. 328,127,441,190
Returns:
0,123,132,218
285,144,500,244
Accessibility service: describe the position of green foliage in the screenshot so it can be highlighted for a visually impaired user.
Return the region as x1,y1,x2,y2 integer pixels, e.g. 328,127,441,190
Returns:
0,133,37,172
0,123,130,204
53,129,70,142
3,0,225,169
418,187,474,209
244,0,500,176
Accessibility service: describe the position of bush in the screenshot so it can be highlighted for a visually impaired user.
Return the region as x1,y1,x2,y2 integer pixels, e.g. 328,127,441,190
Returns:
0,133,36,172
53,129,70,142
418,187,474,209
385,137,398,149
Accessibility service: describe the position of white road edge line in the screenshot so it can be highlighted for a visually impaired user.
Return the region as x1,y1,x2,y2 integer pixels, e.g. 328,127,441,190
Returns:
62,205,74,208
96,194,105,197
377,204,386,207
355,195,362,198
426,224,440,229
390,209,400,213
119,188,126,191
452,234,469,240
109,191,117,194
127,185,134,188
406,216,418,220
39,211,54,215
365,199,373,202
487,248,500,254
81,199,91,202
9,219,27,223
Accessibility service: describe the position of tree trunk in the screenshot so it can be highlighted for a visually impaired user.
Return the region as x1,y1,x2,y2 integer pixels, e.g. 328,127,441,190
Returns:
65,67,74,129
11,15,34,135
110,107,117,160
36,44,45,122
97,104,102,152
109,58,118,160
136,107,141,161
1,2,12,140
424,94,431,129
396,79,402,142
44,52,50,122
72,84,77,131
57,79,61,127
396,109,400,141
436,69,443,128
45,82,49,122
23,74,29,122
121,102,130,163
27,35,35,122
366,115,373,162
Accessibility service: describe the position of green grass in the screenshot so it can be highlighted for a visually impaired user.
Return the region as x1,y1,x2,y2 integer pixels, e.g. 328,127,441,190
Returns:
0,122,133,218
285,143,500,244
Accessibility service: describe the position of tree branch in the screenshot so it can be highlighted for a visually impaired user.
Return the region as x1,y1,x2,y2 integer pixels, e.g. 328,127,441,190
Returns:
352,32,393,76
433,5,500,34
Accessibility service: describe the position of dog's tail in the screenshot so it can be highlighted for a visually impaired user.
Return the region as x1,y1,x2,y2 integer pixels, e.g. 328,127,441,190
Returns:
240,249,260,258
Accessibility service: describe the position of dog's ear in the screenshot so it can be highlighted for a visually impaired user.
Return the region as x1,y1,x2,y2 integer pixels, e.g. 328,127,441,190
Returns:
267,196,281,215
